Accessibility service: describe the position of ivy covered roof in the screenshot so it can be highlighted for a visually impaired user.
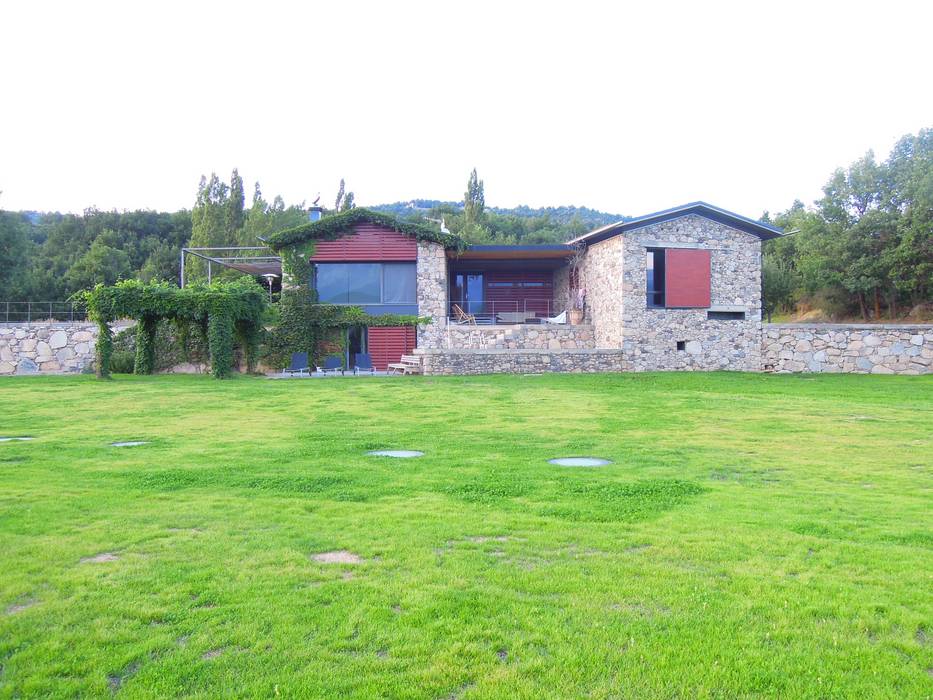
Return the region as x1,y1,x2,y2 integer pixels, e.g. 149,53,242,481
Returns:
265,208,465,252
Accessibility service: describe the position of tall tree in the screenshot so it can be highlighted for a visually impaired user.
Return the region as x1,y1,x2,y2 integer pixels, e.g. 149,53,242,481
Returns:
334,179,355,212
464,168,485,224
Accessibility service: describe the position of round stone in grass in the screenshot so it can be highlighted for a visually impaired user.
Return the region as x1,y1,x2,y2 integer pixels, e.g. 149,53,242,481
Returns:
367,450,424,458
548,457,612,467
110,441,149,447
0,437,34,442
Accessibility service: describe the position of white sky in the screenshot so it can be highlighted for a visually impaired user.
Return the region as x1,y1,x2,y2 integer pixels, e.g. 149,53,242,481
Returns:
1,0,930,220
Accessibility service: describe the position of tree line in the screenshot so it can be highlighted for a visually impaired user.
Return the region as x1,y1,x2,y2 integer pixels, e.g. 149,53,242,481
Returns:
1,128,930,320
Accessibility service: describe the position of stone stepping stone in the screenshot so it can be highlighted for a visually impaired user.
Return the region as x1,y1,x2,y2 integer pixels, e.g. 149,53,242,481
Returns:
80,552,119,563
366,450,424,458
110,441,149,447
548,457,613,467
0,437,34,442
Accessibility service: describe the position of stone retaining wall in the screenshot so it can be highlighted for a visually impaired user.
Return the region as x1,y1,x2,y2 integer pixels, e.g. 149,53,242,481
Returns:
417,348,627,375
762,324,933,374
0,322,131,375
443,324,595,350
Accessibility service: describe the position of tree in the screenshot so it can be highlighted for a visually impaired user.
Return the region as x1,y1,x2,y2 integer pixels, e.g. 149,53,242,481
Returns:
0,211,32,300
334,179,355,212
464,168,485,224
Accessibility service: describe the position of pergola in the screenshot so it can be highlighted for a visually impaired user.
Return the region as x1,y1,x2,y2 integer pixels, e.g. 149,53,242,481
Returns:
179,246,282,287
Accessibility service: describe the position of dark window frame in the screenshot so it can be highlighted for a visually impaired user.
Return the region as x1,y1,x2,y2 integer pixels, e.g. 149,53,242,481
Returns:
646,248,666,308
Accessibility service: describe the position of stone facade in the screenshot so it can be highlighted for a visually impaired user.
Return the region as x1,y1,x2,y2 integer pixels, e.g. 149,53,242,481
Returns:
417,348,627,375
578,235,625,348
763,324,933,374
0,322,128,375
443,323,595,350
619,215,762,371
416,240,448,348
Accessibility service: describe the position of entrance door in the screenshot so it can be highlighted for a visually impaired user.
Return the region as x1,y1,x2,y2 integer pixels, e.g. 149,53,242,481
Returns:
346,326,367,369
452,272,485,316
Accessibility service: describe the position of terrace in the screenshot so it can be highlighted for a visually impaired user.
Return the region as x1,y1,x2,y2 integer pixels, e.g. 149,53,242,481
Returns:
446,244,573,325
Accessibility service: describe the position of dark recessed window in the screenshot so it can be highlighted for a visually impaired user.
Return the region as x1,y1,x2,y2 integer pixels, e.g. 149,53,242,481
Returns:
646,249,665,307
707,311,746,320
676,340,686,351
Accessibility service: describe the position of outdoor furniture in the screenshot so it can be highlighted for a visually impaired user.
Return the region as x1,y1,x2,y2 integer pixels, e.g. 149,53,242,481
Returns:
317,356,345,376
497,311,537,324
282,352,310,377
353,353,376,375
387,354,423,375
542,311,567,324
452,304,477,325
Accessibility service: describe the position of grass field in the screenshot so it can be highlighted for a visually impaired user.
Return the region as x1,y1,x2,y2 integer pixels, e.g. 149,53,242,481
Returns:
1,372,931,698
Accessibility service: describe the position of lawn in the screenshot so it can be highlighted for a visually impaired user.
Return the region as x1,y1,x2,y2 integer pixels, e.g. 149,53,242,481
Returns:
0,372,931,699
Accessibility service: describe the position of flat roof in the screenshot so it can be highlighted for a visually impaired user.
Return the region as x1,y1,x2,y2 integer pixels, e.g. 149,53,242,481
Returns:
451,244,573,260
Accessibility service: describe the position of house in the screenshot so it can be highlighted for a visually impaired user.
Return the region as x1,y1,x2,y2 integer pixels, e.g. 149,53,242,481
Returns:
267,202,783,374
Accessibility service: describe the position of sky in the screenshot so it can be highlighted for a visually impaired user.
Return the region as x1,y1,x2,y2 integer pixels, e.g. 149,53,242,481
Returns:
1,0,931,220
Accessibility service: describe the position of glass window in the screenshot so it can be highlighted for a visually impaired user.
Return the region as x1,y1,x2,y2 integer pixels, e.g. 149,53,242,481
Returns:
646,249,665,308
383,263,416,303
315,264,349,303
347,263,381,303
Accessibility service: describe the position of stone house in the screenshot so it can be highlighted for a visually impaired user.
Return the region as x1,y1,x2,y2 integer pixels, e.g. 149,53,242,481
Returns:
271,202,784,374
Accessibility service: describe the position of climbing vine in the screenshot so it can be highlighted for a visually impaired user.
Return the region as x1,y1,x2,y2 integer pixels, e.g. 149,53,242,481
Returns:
78,279,266,379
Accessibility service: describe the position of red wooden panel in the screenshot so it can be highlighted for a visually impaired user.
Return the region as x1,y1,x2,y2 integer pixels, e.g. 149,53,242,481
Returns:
309,224,417,262
665,249,711,308
368,326,416,371
482,270,554,316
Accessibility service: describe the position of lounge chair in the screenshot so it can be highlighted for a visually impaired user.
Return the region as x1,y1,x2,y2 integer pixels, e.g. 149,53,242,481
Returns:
353,353,376,375
282,352,310,377
451,304,477,325
542,311,567,324
317,356,345,376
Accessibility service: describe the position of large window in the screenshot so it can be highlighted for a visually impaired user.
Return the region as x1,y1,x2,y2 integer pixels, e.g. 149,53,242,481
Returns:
646,249,665,307
313,263,416,304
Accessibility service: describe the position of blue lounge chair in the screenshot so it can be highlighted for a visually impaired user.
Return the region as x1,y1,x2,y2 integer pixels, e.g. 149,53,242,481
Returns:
282,352,309,377
318,356,344,376
354,353,375,375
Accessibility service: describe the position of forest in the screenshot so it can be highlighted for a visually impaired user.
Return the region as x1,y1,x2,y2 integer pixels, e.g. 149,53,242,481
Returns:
0,127,930,321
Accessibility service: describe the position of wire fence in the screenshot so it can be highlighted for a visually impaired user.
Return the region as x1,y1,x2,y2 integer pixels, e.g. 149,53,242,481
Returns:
1,302,88,324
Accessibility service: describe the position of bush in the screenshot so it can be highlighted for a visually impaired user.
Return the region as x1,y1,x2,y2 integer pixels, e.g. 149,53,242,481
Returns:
109,351,136,374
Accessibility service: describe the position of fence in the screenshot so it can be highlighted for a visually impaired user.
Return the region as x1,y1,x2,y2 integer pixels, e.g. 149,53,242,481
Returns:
1,302,88,324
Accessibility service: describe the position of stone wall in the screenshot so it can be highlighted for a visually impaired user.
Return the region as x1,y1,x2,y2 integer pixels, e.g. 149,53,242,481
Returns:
443,324,595,350
417,348,627,375
0,322,129,375
416,241,448,348
619,215,762,371
552,265,571,318
578,235,625,348
763,324,932,374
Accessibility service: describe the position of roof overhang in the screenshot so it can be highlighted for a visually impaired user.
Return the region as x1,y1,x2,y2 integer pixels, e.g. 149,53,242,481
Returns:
569,201,784,246
450,244,573,261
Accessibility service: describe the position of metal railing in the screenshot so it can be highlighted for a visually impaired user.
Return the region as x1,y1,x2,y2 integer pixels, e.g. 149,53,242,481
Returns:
448,299,554,325
1,301,88,324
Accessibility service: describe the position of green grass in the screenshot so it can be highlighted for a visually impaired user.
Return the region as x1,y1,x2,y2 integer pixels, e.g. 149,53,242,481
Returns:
0,372,931,698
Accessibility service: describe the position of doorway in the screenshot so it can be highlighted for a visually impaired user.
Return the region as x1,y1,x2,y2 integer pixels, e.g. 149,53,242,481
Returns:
346,326,367,369
452,272,485,315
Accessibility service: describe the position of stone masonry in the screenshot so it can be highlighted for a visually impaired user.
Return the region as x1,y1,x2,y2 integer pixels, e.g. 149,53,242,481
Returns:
763,324,932,374
619,215,761,371
578,234,625,348
418,348,627,375
442,324,595,351
0,322,128,375
416,240,448,348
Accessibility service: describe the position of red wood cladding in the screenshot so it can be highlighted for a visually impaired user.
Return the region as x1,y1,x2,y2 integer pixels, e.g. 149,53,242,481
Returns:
664,248,711,308
481,270,554,315
367,326,416,371
309,224,417,262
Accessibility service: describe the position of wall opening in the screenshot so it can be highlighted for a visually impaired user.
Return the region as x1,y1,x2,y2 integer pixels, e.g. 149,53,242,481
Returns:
676,340,686,351
708,311,746,320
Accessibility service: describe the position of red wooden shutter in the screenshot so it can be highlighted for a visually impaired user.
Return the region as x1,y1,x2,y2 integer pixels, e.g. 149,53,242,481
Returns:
367,326,416,371
664,249,711,308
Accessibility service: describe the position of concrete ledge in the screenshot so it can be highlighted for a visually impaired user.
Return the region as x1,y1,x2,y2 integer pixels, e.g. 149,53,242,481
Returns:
766,323,933,330
416,347,621,356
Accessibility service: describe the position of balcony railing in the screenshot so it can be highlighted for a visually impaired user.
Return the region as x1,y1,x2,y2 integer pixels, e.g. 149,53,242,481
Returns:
448,299,555,325
1,301,88,324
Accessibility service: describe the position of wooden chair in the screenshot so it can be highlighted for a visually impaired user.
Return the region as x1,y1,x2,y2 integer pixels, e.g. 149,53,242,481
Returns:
451,304,477,325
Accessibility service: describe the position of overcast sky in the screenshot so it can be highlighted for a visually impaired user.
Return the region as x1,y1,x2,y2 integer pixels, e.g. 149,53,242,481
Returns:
1,1,930,220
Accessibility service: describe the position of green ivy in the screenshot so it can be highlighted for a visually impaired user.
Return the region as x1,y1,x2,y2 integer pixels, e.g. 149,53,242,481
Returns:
77,279,266,379
265,208,464,253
